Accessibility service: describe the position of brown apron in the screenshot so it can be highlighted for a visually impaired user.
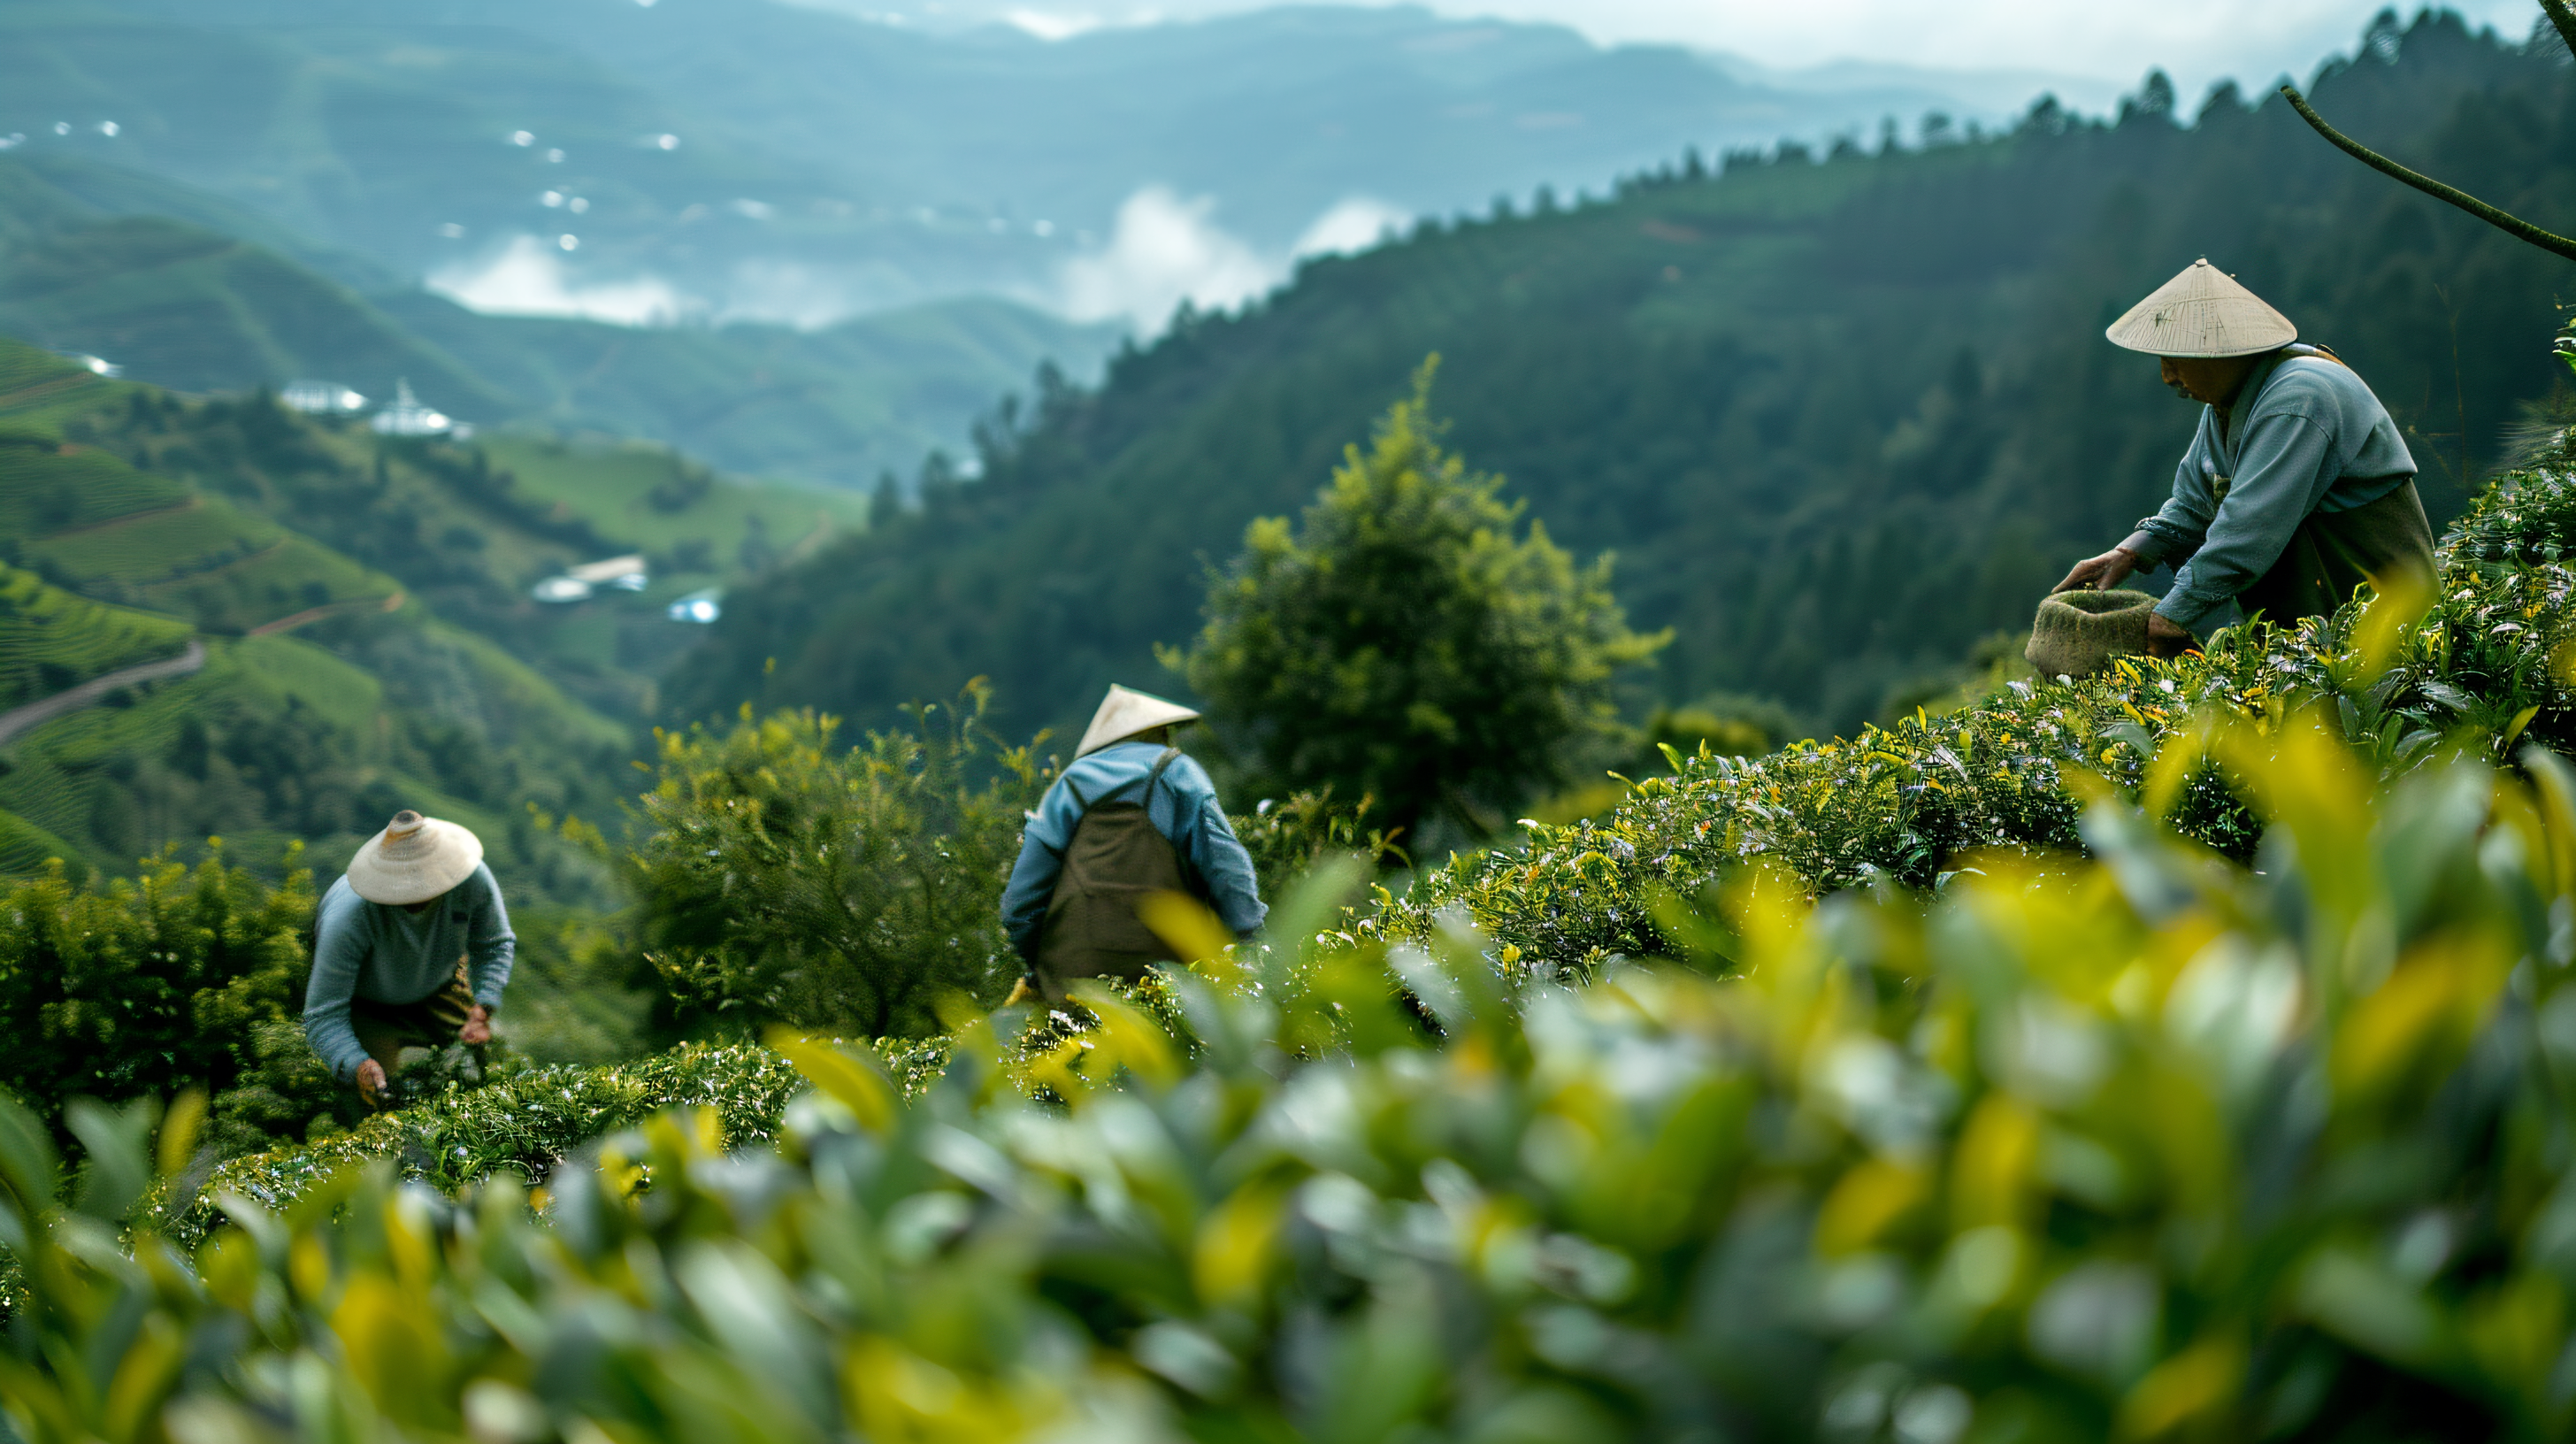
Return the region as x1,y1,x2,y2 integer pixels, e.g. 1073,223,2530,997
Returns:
2234,478,2434,626
1032,749,1193,1002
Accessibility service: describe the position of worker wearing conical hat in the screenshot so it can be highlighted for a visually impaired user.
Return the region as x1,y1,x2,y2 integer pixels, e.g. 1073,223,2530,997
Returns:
1000,685,1266,1002
2055,258,2433,652
302,810,516,1108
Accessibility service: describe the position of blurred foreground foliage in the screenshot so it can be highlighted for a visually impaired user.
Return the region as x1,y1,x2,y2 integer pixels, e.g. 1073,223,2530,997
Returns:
15,710,2576,1440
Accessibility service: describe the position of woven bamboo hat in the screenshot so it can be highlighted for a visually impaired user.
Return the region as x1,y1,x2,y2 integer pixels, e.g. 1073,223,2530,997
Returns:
2027,589,2160,680
2105,258,2297,357
1075,684,1200,757
345,810,483,905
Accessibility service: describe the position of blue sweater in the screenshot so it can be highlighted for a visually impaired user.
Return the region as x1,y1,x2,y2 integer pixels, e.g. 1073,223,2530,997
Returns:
1000,741,1266,961
301,864,515,1081
2122,349,2418,634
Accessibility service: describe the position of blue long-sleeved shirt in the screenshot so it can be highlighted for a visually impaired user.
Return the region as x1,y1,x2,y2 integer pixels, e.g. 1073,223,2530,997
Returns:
2120,347,2417,634
1001,741,1266,961
302,864,515,1081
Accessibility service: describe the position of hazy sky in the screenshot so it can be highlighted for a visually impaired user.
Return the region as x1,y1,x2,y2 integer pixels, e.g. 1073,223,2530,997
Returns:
909,0,2551,104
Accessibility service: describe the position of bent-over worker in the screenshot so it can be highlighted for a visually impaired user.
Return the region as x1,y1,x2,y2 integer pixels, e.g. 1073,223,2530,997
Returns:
2056,257,2434,656
1001,684,1266,1002
303,810,514,1109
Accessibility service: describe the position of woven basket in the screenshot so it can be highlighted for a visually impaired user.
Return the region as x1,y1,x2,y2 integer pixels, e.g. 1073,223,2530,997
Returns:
2025,589,2158,680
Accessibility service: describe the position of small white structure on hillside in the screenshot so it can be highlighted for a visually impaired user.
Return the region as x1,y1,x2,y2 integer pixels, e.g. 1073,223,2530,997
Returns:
667,589,720,624
533,556,648,604
567,555,648,590
281,380,367,414
370,379,452,437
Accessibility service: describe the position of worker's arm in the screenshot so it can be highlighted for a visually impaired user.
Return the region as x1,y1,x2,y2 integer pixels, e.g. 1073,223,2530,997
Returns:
2058,419,2223,594
301,895,373,1084
2158,412,2342,634
1000,778,1081,964
1169,757,1268,937
461,864,516,1010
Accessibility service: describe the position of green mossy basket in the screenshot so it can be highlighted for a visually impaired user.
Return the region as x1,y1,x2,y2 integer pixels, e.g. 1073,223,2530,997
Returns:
2025,588,2159,680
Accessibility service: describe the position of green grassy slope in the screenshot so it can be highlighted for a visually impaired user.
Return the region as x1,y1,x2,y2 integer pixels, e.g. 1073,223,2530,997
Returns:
0,211,503,408
18,361,859,718
0,340,635,887
474,433,863,578
379,291,1122,489
670,14,2576,741
0,566,191,714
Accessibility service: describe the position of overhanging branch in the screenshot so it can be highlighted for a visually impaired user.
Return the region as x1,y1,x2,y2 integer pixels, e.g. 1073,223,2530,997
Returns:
2279,84,2576,264
2541,0,2576,61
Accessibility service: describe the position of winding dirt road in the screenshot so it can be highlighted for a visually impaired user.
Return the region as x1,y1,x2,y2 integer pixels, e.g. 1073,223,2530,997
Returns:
0,638,207,748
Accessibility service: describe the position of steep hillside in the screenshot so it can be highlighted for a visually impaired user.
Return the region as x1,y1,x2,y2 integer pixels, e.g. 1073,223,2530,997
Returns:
0,211,506,409
0,155,1114,488
374,291,1120,489
0,339,778,886
0,565,191,716
671,13,2576,740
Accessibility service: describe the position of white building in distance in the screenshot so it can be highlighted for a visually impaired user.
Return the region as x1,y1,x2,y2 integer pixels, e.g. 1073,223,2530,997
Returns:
281,380,367,414
371,379,452,437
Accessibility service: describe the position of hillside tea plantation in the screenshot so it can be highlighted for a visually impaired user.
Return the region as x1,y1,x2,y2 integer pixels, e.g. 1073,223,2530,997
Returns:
7,393,2576,1440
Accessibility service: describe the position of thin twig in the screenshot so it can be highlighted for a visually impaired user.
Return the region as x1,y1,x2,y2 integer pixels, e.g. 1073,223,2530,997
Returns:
2541,0,2576,61
2279,84,2576,264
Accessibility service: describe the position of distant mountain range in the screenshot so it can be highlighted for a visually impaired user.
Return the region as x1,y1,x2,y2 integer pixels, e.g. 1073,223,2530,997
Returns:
0,151,1118,488
5,0,2131,331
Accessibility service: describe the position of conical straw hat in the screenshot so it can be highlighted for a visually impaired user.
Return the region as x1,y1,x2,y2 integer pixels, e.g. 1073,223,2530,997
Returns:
345,810,484,905
1075,684,1200,757
2104,258,2297,358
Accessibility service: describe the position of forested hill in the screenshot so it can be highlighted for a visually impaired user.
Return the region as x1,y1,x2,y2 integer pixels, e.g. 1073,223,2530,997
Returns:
671,12,2576,740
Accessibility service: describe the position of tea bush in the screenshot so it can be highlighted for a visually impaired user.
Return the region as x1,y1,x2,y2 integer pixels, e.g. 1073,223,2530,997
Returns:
617,683,1054,1042
1384,431,2576,966
620,677,1392,1042
134,1034,956,1251
0,849,362,1155
13,714,2576,1441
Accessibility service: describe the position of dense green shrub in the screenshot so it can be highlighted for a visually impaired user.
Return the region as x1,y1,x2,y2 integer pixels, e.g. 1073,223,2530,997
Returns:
15,719,2576,1441
1227,784,1412,881
0,848,358,1153
1182,362,1667,849
618,683,1053,1042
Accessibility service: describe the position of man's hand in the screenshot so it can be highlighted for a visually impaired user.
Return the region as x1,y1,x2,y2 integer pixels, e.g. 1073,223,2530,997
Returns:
2146,612,2195,658
356,1058,388,1109
2055,547,2142,594
459,1004,492,1048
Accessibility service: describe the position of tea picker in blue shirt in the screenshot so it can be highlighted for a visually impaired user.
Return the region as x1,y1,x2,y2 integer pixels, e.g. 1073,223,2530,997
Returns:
2054,258,2434,654
1001,685,1267,1003
303,810,515,1108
